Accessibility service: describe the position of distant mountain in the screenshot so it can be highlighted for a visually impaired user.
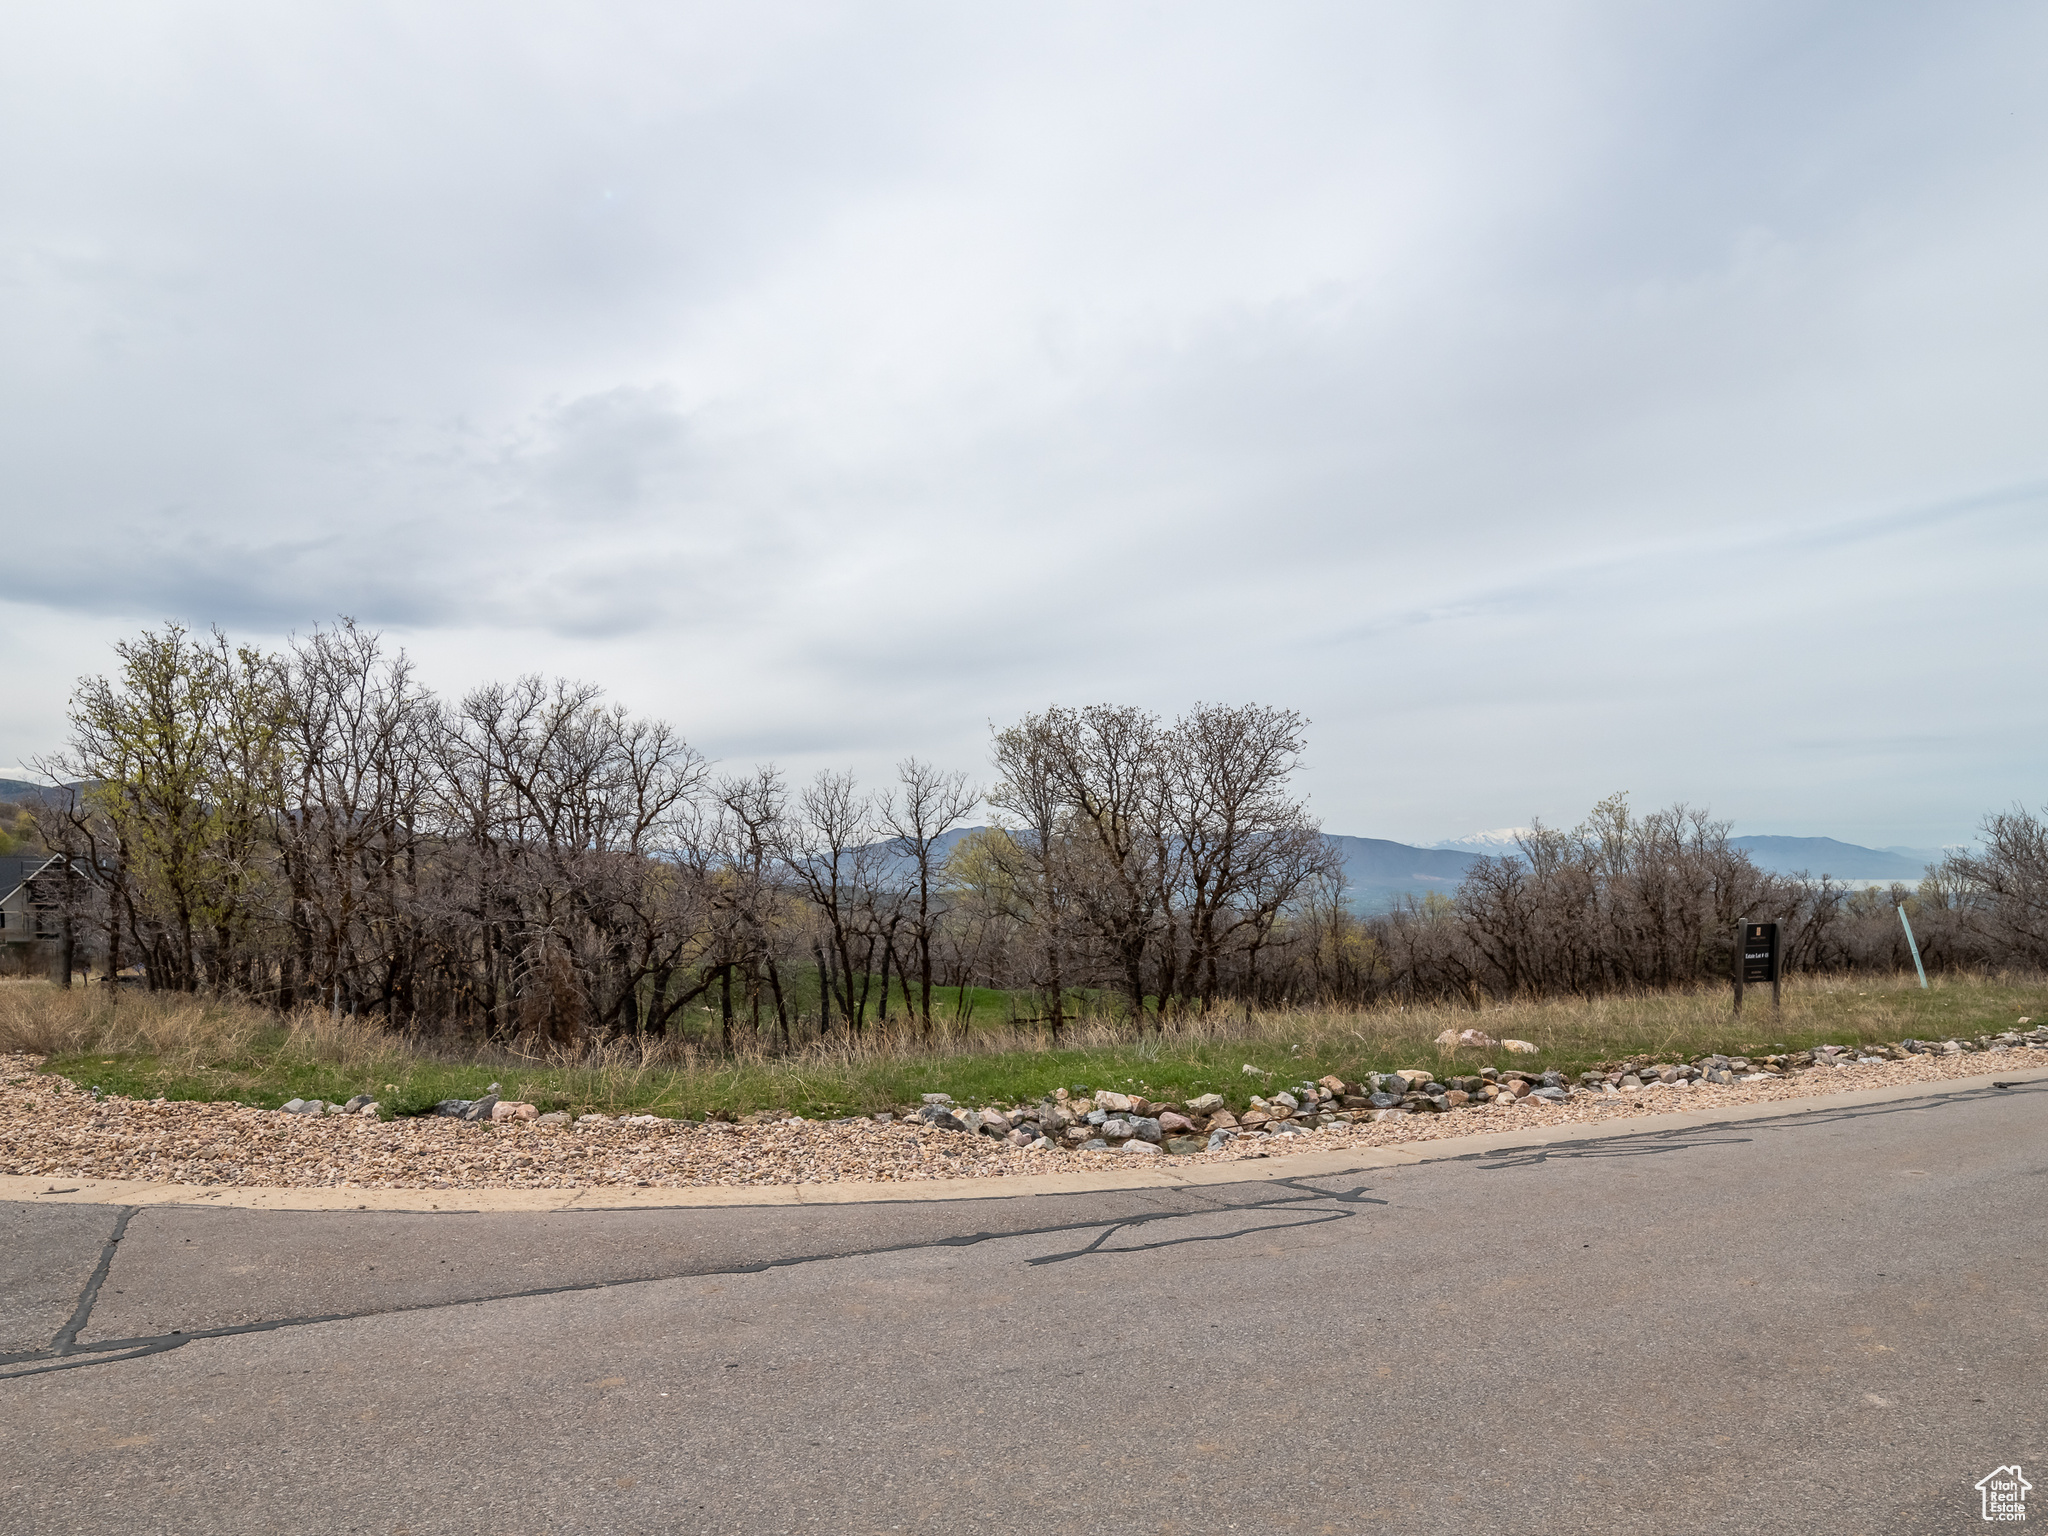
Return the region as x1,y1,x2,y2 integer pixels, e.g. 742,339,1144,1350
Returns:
1328,834,1478,885
1432,827,1532,852
1728,836,1932,881
906,826,1477,913
1328,835,1482,913
0,778,75,806
1883,845,1957,867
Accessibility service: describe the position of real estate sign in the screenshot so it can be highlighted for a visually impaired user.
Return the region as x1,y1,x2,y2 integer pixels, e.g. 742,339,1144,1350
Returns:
1735,920,1781,1014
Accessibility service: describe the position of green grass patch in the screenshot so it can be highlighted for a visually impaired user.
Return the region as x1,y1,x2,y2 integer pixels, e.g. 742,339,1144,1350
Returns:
17,971,2041,1122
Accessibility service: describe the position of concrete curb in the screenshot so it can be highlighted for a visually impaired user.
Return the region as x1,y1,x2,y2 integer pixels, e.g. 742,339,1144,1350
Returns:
6,1065,2044,1215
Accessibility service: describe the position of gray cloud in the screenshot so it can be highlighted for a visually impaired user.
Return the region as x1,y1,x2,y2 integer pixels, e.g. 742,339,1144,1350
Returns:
2,0,2043,847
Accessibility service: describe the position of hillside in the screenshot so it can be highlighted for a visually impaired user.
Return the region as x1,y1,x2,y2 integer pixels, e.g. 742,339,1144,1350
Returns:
1325,835,1480,910
1728,836,1936,881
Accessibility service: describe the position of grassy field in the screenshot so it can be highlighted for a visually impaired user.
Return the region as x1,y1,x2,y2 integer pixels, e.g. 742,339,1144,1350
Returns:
2,973,2039,1121
665,970,1062,1035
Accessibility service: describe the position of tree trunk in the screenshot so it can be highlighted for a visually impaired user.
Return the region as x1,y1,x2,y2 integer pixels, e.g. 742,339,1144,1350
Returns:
764,950,789,1049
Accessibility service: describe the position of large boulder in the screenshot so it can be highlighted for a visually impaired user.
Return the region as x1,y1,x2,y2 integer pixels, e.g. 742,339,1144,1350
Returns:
1436,1027,1500,1050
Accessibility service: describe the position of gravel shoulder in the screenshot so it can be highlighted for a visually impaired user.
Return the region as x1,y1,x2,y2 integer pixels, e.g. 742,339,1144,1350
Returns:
5,1041,2045,1194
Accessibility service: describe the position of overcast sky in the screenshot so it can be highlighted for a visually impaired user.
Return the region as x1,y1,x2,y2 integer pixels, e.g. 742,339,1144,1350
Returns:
3,1,2042,848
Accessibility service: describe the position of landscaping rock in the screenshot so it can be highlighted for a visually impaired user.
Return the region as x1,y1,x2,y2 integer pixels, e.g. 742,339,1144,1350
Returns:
1120,1140,1162,1155
1437,1028,1499,1050
1503,1039,1540,1054
7,1024,2019,1192
1187,1093,1225,1114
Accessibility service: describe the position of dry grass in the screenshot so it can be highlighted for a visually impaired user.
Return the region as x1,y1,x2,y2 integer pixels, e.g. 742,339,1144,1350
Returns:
5,969,2040,1120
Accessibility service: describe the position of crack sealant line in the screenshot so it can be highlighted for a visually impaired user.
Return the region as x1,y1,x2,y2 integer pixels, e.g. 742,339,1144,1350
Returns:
49,1206,135,1356
0,1182,1389,1383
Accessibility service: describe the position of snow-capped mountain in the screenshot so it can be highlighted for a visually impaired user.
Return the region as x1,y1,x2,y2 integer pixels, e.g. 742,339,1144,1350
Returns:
1430,827,1533,852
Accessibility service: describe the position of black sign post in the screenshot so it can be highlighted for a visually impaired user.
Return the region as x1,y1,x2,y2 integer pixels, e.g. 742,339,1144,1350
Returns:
1734,921,1781,1016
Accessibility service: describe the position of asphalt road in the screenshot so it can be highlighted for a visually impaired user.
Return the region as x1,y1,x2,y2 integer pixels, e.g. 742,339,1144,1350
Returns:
3,1081,2044,1535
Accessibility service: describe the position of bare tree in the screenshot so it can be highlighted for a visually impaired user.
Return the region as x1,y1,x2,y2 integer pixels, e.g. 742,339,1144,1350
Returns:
1940,807,2048,967
985,725,1083,1038
994,706,1167,1025
880,757,979,1035
1157,704,1339,1014
772,770,885,1034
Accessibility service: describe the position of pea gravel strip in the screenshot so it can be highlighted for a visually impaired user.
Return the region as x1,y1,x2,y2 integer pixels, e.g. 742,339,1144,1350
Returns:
0,1046,2037,1192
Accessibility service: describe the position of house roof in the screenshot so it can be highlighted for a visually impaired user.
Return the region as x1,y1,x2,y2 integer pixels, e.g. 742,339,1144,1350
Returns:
0,854,68,904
